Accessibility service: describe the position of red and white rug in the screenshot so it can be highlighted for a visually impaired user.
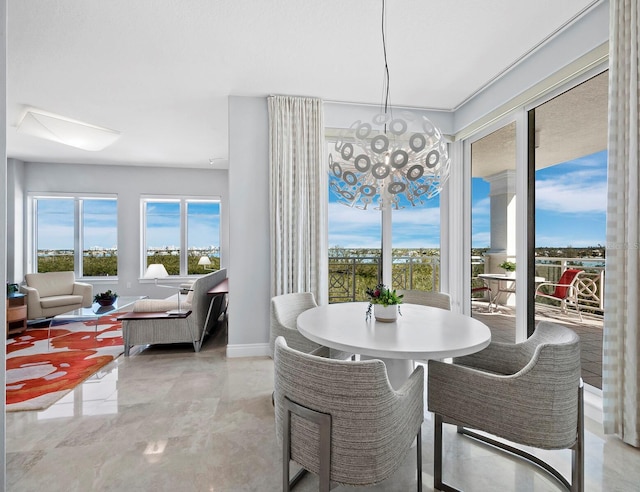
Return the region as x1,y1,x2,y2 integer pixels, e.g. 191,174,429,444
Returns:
6,315,124,412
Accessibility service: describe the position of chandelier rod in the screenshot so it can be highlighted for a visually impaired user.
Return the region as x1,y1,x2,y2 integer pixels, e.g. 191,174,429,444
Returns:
381,0,390,133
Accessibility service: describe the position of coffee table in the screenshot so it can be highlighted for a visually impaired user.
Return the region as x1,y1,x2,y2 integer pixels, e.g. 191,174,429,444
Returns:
49,296,147,348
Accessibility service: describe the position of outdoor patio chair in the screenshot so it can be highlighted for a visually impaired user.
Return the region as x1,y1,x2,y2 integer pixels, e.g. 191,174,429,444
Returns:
428,321,583,492
274,336,424,491
534,268,583,320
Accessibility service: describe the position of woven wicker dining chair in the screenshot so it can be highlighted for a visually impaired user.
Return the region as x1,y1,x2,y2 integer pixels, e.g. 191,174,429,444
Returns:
273,336,424,492
428,321,583,492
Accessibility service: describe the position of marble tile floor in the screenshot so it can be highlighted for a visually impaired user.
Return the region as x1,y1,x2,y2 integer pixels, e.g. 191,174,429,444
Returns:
6,322,640,491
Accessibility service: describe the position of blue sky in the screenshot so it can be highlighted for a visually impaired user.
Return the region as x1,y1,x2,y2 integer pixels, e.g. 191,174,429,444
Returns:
38,151,606,251
37,199,220,250
331,150,607,249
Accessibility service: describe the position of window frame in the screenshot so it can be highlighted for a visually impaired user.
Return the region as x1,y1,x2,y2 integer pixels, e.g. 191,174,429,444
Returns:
140,195,221,278
28,192,118,279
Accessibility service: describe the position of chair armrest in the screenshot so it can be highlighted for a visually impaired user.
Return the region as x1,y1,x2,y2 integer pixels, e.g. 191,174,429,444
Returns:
73,282,93,307
453,341,530,375
535,281,573,296
388,364,424,441
20,285,43,319
428,359,571,448
133,299,179,312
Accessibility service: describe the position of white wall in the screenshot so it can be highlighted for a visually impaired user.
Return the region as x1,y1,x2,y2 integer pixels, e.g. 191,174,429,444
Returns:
9,161,229,299
227,95,271,356
6,158,24,284
454,0,609,133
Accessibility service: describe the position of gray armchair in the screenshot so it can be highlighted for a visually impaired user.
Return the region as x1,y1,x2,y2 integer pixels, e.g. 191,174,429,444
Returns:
428,321,583,492
273,336,424,491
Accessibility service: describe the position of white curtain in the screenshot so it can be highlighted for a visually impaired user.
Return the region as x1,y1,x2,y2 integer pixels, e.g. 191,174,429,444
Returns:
268,96,328,304
603,0,640,447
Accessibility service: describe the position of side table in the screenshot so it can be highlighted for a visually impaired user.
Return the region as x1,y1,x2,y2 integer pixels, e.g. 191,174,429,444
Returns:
117,310,193,356
6,293,27,337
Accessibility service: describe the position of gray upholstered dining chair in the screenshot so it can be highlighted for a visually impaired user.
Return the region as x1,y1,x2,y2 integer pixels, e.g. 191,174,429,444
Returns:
269,292,323,358
428,321,583,492
398,289,451,310
269,292,351,360
273,336,424,492
399,290,451,368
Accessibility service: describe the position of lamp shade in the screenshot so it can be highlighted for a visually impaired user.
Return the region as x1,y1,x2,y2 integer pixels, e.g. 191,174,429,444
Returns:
144,263,169,279
198,256,212,266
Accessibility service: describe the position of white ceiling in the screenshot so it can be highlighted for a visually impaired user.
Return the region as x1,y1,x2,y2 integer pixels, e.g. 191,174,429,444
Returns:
7,0,598,169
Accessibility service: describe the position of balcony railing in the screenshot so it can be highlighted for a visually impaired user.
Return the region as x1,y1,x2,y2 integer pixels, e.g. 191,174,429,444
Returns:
329,253,440,303
330,251,604,313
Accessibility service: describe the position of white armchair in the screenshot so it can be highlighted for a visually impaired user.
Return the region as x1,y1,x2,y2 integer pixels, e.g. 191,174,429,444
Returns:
20,271,93,320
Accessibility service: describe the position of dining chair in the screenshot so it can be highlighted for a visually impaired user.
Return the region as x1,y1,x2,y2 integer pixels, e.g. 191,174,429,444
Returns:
398,289,451,310
399,290,451,368
428,321,583,492
273,336,424,492
269,292,322,358
269,292,353,364
534,268,584,320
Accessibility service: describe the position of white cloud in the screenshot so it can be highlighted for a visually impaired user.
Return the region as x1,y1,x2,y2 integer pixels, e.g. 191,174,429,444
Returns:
535,178,607,214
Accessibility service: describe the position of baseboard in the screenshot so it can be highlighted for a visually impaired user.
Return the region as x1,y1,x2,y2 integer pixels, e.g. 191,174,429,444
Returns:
226,343,270,358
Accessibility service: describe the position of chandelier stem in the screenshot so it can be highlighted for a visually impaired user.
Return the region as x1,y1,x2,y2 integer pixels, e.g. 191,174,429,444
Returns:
381,194,393,287
381,0,390,134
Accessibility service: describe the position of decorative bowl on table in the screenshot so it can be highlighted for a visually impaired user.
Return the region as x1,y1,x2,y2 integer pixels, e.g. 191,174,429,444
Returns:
94,290,118,307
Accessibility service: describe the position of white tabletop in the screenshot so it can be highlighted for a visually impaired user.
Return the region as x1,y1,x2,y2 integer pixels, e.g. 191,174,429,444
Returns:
297,302,492,361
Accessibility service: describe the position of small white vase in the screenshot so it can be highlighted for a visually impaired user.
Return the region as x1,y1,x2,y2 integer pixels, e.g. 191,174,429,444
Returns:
374,304,398,322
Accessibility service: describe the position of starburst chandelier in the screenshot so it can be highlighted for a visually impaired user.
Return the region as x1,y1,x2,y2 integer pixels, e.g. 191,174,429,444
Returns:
329,0,450,210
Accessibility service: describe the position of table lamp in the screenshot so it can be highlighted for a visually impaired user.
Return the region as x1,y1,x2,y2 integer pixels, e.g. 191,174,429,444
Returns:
143,263,186,315
198,256,214,271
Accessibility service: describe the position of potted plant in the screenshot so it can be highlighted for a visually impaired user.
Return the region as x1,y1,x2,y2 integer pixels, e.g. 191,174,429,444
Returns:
365,283,403,322
498,261,516,277
94,290,118,306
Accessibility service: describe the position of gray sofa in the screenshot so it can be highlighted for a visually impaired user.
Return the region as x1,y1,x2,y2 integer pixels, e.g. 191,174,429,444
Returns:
20,271,93,320
123,268,227,355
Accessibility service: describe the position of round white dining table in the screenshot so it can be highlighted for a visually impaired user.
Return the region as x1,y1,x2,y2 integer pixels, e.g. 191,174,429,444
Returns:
297,302,492,389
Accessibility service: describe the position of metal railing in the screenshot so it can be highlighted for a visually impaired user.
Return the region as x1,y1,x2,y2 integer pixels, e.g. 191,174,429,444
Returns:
328,253,440,303
330,251,604,313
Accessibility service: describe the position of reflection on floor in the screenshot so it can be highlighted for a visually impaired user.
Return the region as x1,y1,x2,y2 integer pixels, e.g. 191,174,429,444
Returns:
472,301,604,389
7,318,638,491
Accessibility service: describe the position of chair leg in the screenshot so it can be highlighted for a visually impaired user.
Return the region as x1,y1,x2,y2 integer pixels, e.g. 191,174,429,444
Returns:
433,415,464,492
572,384,584,492
283,397,332,492
417,426,422,492
434,414,443,490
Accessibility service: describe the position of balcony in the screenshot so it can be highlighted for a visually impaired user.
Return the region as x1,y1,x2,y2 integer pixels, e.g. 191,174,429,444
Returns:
329,251,604,389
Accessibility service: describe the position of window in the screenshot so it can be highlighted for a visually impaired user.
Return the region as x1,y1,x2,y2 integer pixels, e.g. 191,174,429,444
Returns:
142,197,220,276
32,195,118,277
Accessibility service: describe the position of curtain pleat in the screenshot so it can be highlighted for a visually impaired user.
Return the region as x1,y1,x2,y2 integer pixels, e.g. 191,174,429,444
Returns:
603,0,640,447
268,96,328,304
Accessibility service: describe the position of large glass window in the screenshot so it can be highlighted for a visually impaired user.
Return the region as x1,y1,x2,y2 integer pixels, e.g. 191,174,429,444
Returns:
143,197,220,276
33,195,117,277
